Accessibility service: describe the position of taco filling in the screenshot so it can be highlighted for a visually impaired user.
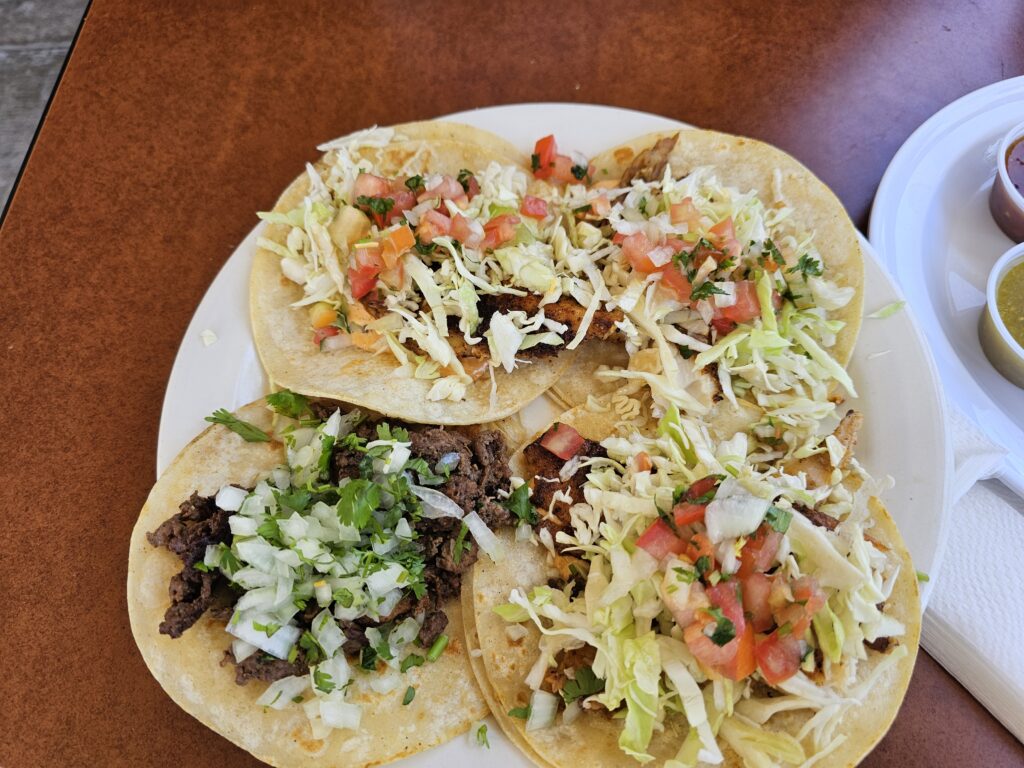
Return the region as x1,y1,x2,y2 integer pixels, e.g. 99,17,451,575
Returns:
492,407,912,766
146,393,517,737
259,127,615,403
531,132,859,438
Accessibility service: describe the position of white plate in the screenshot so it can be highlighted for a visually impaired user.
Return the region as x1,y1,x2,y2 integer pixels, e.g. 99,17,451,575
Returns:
157,104,951,766
870,76,1024,494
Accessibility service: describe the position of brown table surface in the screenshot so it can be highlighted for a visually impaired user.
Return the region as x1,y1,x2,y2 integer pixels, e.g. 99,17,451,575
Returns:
2,1,1024,766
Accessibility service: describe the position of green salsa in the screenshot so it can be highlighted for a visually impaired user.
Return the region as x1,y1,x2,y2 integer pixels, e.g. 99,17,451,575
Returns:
997,260,1024,347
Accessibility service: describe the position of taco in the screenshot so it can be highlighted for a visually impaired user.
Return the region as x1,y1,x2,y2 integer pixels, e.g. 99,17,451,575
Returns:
127,392,523,767
521,130,864,439
466,404,920,768
250,121,623,425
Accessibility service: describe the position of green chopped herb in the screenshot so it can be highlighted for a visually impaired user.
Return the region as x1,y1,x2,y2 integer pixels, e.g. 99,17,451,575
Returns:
265,390,310,420
402,686,416,705
277,489,312,511
216,543,241,575
253,621,281,637
504,483,537,525
400,653,425,673
638,196,648,216
299,631,324,664
560,666,605,704
413,239,437,256
291,695,304,703
705,607,736,646
456,169,475,192
765,505,793,533
508,705,531,720
679,344,695,360
778,622,793,637
475,723,490,748
405,174,424,191
787,253,823,280
531,154,541,172
655,503,681,537
572,204,592,215
313,668,336,694
453,521,470,565
571,164,589,181
356,195,395,218
672,566,698,584
426,633,449,662
695,555,712,577
916,570,930,583
333,587,354,608
360,645,378,671
337,479,381,529
763,238,786,266
205,409,270,442
192,561,211,573
689,281,727,302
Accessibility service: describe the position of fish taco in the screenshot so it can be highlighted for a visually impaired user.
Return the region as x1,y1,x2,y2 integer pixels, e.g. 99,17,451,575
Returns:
128,392,522,766
466,404,919,768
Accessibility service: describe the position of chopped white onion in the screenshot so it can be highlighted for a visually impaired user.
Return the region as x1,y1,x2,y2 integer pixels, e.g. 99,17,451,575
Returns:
410,485,465,519
525,689,559,732
515,522,533,542
434,452,461,474
318,697,362,730
215,485,248,512
562,699,582,725
320,334,352,352
256,675,308,709
229,516,258,537
365,563,407,597
369,670,401,694
227,612,301,659
464,510,503,561
231,639,258,663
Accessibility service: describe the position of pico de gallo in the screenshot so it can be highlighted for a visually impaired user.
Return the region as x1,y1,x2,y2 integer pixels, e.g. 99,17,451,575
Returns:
497,407,909,766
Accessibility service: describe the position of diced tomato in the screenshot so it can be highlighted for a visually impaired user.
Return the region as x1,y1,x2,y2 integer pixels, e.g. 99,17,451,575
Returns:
539,422,585,460
532,135,559,180
683,476,720,502
348,246,384,299
685,583,755,680
755,631,803,685
482,214,520,250
633,451,653,472
636,502,708,561
353,173,390,199
450,214,484,249
418,175,463,202
713,281,761,324
588,194,611,218
623,232,658,272
742,573,775,632
550,155,578,184
659,267,692,303
670,197,702,229
385,189,417,223
709,217,742,260
736,525,783,579
416,209,451,243
789,577,826,636
520,195,549,219
711,317,736,336
686,532,715,569
381,224,416,268
313,326,340,347
612,231,627,245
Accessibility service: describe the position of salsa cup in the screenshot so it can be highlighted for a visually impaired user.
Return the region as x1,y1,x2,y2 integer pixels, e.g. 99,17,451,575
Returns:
979,240,1024,388
989,118,1024,243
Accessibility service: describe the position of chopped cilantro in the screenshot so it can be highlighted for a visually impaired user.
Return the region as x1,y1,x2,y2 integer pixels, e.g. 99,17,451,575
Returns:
265,390,310,420
253,621,281,637
572,203,592,215
191,561,211,573
337,479,380,529
291,695,304,703
456,168,475,192
560,666,604,704
705,607,736,646
689,281,727,302
504,483,537,525
413,239,437,256
313,668,336,694
530,153,541,172
256,517,280,541
916,570,930,583
299,631,324,664
695,555,712,577
405,174,424,191
360,645,378,671
571,164,588,180
277,489,311,512
376,422,410,442
679,344,695,359
356,195,395,218
788,253,823,280
655,503,681,537
402,686,416,705
763,238,786,266
453,522,470,565
638,196,648,216
333,588,354,608
672,566,698,584
204,409,270,442
508,705,531,720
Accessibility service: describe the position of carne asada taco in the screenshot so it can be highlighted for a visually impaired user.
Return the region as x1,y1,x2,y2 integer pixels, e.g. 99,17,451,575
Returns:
523,131,864,440
466,405,919,768
250,121,607,425
128,392,522,767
